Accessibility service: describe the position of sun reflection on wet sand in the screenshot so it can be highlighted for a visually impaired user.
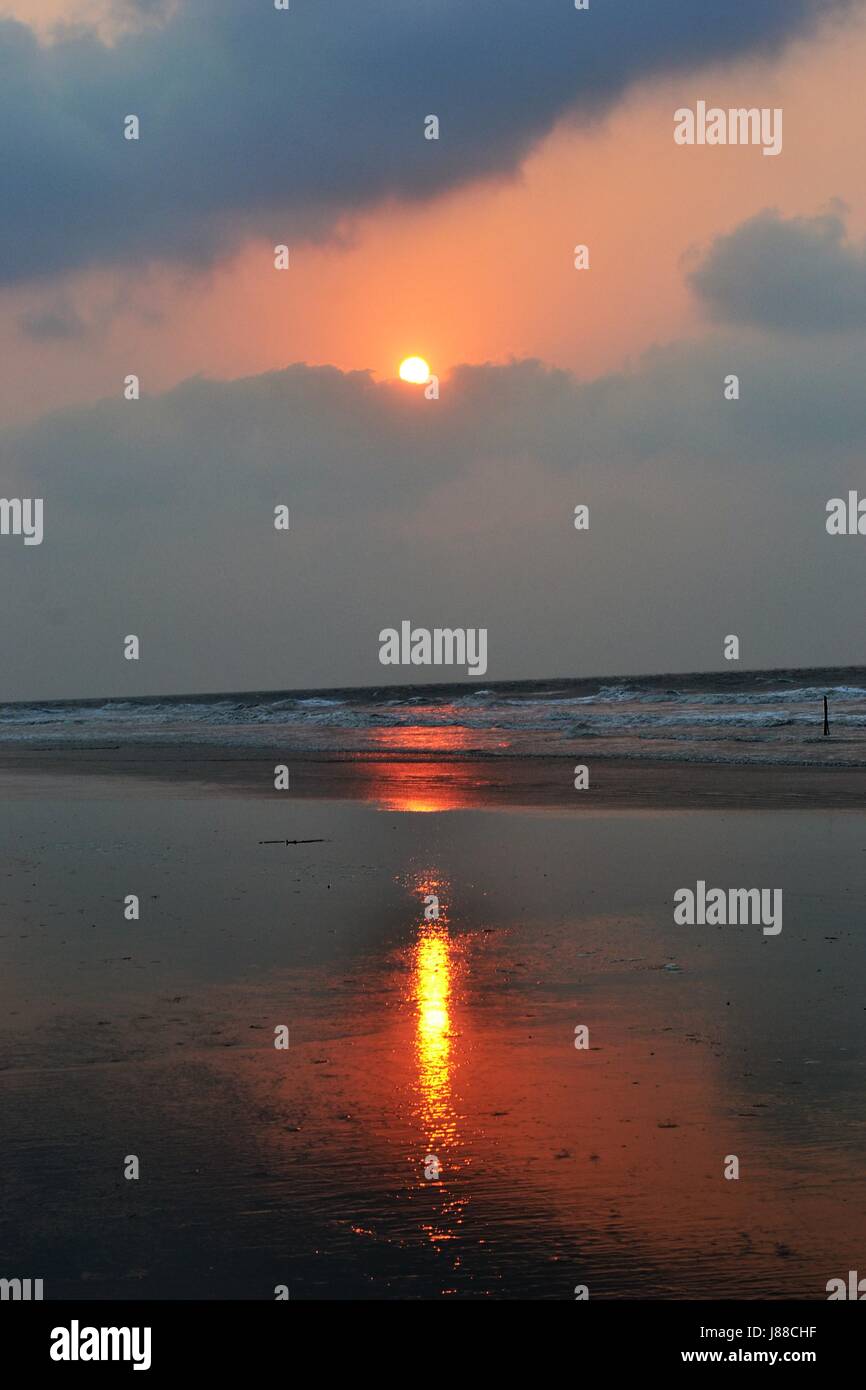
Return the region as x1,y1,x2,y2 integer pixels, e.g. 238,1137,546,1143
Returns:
409,872,470,1244
365,725,509,812
415,918,455,1148
374,763,472,813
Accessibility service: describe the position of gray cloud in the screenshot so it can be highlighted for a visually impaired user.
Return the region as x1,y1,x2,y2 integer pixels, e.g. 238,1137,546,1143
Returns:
0,0,855,283
15,279,165,343
688,205,866,331
17,295,88,341
3,337,865,701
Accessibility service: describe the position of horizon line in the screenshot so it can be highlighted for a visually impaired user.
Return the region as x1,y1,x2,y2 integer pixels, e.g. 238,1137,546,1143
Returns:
2,662,861,710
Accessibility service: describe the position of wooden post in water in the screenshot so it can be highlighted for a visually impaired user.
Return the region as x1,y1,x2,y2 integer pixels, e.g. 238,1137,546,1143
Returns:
823,694,830,736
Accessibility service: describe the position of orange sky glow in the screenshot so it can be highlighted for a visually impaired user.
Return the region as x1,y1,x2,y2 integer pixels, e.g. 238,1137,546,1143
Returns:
1,7,864,424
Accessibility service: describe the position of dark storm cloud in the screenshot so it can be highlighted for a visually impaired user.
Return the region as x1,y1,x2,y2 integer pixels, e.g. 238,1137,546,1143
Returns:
688,206,866,332
0,0,854,283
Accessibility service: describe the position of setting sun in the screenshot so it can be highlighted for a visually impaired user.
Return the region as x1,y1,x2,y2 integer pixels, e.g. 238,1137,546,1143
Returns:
398,355,430,384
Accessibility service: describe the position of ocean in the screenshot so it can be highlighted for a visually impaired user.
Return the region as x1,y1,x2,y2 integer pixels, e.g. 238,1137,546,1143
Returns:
2,666,865,766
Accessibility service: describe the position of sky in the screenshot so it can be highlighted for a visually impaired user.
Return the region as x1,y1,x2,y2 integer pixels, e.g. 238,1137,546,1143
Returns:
1,0,865,699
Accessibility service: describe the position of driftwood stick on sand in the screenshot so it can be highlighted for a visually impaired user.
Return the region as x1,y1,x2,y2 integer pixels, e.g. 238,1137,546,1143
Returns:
259,838,329,845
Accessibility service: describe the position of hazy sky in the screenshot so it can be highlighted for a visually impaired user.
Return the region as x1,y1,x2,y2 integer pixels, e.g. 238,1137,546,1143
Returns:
1,0,865,699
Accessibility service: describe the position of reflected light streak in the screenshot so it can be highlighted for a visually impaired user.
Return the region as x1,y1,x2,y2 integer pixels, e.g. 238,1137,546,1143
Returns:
364,725,508,812
409,873,467,1242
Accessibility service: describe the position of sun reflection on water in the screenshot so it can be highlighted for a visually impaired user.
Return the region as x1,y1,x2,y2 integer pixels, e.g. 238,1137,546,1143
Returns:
416,921,456,1147
409,872,468,1243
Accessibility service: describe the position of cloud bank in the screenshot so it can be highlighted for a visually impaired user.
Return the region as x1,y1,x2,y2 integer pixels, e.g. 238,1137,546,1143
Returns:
3,338,865,700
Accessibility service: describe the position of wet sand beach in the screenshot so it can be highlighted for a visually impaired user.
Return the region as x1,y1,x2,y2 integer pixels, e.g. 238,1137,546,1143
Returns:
1,753,864,1299
0,745,865,809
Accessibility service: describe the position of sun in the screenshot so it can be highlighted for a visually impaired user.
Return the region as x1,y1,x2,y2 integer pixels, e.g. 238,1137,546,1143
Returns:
399,355,430,384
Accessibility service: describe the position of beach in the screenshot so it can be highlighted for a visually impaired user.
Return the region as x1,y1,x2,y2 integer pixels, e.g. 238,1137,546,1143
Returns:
2,743,864,1299
6,0,866,1331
